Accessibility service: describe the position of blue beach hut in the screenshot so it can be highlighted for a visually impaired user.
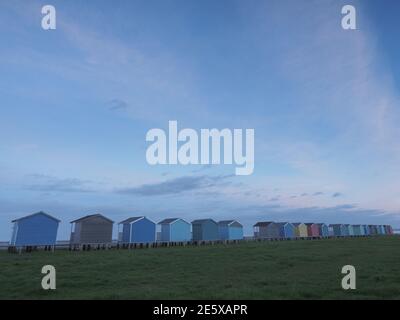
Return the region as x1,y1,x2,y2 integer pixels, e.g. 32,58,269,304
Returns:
218,220,244,240
119,216,156,243
352,225,362,236
316,223,329,237
192,219,219,241
276,222,296,239
330,224,346,237
342,224,350,236
158,218,191,242
10,211,60,246
347,224,355,236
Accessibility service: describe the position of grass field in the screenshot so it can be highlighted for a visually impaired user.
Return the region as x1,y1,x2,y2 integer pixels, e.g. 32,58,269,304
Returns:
1,236,400,300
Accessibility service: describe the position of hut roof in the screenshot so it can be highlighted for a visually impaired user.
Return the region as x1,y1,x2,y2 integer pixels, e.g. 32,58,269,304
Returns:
158,218,179,224
158,218,190,225
12,211,60,223
71,214,114,224
218,220,243,227
275,222,291,227
191,219,217,225
254,221,274,227
119,216,144,224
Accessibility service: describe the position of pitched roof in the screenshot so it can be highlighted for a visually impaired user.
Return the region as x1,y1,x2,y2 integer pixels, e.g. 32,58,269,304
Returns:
275,222,292,227
292,222,305,226
71,214,114,224
12,211,61,223
191,219,217,225
254,221,274,227
158,218,189,225
218,220,234,226
119,216,144,224
305,223,316,226
218,220,243,227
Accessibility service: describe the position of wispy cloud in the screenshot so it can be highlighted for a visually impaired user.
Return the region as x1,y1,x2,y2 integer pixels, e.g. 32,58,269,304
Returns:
332,192,343,198
107,99,129,111
116,175,234,196
25,174,94,193
269,196,280,202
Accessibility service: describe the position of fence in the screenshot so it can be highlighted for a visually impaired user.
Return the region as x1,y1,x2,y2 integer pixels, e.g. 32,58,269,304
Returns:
2,233,394,254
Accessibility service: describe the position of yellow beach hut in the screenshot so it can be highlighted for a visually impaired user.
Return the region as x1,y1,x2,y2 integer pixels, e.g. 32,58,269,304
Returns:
293,223,308,238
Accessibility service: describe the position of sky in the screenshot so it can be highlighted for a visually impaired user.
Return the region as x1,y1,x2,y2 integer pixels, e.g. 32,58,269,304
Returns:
1,0,400,239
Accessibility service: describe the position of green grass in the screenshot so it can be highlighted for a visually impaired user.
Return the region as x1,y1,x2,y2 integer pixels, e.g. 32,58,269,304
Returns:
1,236,400,299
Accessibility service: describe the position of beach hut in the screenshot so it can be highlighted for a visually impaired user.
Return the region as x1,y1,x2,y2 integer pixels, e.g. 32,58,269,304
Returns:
362,225,369,235
192,219,219,241
316,223,329,237
70,214,113,244
347,225,355,236
158,218,191,242
329,224,345,237
10,211,60,247
368,225,378,235
276,222,296,239
119,216,156,243
352,225,362,236
254,222,280,239
384,225,393,235
341,224,350,236
218,220,244,241
383,225,389,235
293,223,308,238
305,223,320,237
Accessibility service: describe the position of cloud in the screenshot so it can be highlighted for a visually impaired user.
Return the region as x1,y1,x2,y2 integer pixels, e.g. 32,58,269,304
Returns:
25,174,94,193
116,175,234,196
108,99,129,111
332,192,343,198
269,197,280,202
313,192,324,196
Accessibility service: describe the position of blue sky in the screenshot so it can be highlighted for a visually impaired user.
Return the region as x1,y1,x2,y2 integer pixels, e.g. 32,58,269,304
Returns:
1,0,400,239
